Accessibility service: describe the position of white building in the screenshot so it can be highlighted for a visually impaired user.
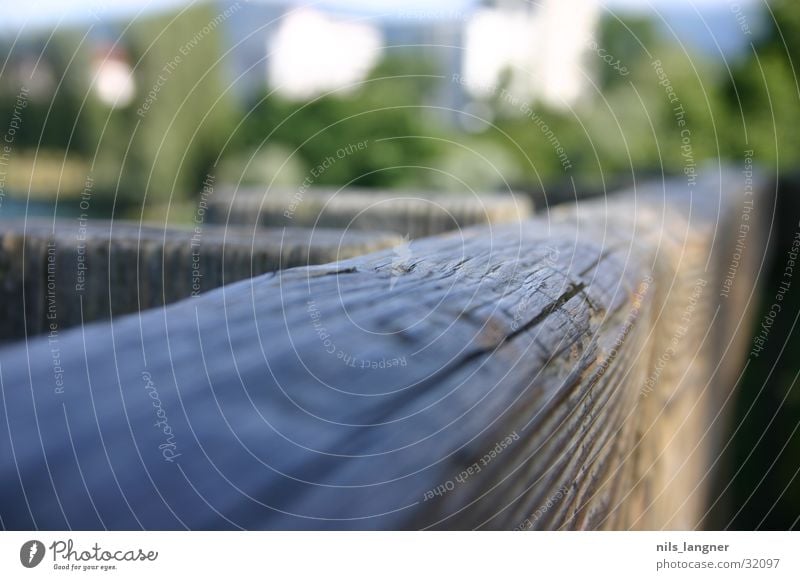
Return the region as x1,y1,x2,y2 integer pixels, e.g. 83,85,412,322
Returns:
463,0,600,109
219,0,599,112
267,8,382,99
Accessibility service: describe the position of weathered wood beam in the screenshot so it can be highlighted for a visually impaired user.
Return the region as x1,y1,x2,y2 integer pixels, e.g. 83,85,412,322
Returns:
207,187,533,238
0,220,402,341
0,171,770,529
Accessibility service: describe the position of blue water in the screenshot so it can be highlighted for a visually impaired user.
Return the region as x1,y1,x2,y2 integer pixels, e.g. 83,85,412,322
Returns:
0,196,116,220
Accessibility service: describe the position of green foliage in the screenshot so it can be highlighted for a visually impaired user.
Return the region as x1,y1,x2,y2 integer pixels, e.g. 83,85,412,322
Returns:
724,0,800,166
98,4,236,201
594,14,657,91
230,54,445,189
0,3,236,202
1,1,797,201
0,33,88,153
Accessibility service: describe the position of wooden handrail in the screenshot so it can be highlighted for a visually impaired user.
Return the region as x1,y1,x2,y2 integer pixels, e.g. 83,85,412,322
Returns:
207,187,533,238
0,220,401,341
0,171,770,529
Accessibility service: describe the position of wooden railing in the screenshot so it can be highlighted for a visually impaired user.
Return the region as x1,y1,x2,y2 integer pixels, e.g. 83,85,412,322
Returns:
207,187,533,238
0,220,401,341
0,171,770,529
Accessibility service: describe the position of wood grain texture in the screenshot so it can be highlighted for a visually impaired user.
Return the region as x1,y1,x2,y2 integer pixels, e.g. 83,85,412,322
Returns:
0,220,402,341
207,186,533,238
0,172,769,530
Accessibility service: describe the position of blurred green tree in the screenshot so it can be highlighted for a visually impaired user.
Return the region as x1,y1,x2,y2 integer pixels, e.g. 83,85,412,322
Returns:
231,53,446,189
724,0,800,166
91,4,236,202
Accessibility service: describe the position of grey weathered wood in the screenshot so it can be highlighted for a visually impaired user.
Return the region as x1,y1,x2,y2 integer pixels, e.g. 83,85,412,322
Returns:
0,171,769,530
0,220,402,341
207,186,533,238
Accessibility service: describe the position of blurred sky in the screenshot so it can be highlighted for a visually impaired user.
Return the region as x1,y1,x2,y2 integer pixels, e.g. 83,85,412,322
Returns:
0,0,763,32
